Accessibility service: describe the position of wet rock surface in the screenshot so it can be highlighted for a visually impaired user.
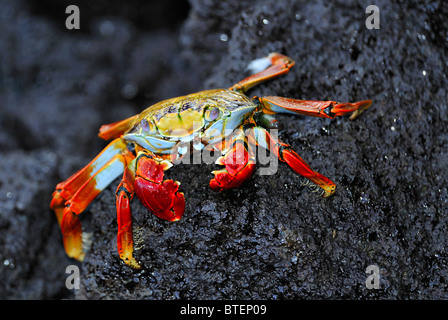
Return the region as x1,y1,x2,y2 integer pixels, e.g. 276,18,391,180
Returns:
1,0,447,299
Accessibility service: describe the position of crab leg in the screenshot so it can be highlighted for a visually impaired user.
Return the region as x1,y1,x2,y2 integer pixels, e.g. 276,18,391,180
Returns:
115,149,141,269
252,127,336,197
258,96,372,120
62,152,128,260
98,114,139,141
228,53,295,93
52,139,129,261
51,138,128,226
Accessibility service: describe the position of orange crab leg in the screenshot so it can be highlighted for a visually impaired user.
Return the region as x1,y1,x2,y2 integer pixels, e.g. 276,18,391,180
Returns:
57,148,129,261
66,153,128,214
252,127,336,197
258,96,372,120
228,53,295,93
51,138,127,226
115,150,141,269
98,114,139,141
60,210,84,261
61,153,127,260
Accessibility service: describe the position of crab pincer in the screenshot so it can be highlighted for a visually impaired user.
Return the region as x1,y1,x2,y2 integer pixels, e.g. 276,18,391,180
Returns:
210,134,256,191
134,152,185,222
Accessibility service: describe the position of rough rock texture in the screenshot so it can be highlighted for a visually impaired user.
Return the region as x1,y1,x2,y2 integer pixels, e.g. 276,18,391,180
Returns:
1,0,447,299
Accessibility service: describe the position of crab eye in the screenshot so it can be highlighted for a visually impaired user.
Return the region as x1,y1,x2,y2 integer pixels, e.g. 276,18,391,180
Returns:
206,107,221,121
140,119,150,132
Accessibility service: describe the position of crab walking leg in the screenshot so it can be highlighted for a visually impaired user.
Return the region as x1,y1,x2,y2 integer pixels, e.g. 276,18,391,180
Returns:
258,96,372,120
115,150,141,269
51,138,128,226
98,114,139,141
228,53,295,93
60,152,127,261
60,212,85,260
210,129,257,191
252,127,336,197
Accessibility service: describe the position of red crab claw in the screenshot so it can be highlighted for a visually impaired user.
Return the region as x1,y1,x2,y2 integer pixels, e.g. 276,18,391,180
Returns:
134,153,185,222
210,140,256,191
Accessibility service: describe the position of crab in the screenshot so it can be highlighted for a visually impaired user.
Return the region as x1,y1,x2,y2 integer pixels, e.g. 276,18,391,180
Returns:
50,53,372,269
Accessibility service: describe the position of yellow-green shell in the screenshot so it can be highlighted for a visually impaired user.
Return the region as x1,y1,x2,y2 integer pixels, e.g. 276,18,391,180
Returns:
127,89,255,139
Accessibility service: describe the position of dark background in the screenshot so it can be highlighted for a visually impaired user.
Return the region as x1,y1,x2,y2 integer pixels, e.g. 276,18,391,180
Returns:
0,0,447,299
